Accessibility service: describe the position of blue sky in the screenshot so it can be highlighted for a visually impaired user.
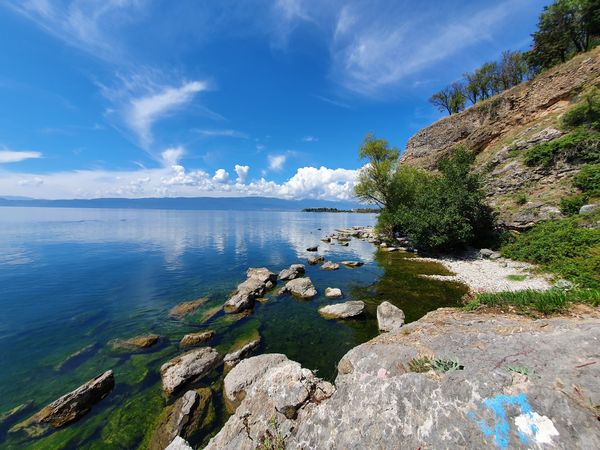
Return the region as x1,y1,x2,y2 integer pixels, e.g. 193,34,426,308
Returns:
0,0,549,200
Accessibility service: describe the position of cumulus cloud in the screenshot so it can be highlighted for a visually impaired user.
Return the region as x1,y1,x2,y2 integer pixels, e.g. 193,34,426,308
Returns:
212,168,230,184
234,165,250,184
0,149,43,163
268,154,286,171
161,146,185,166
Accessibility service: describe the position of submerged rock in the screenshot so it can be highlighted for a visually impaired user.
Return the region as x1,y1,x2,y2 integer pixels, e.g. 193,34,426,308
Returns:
307,255,325,265
55,343,97,371
224,338,261,369
111,335,160,350
340,261,364,268
0,402,34,429
169,298,208,319
160,348,222,396
319,301,365,319
324,287,343,298
10,370,114,437
149,388,215,450
278,264,306,281
321,261,340,271
180,330,215,348
376,301,405,333
206,354,334,450
278,277,317,298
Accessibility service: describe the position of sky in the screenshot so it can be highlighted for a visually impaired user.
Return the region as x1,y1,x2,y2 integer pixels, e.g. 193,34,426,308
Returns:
0,0,549,200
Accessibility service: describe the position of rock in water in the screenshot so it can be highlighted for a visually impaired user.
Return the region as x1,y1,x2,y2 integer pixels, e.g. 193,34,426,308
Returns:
340,261,364,268
376,301,405,332
149,388,215,450
165,436,194,450
224,268,277,313
321,261,340,271
319,301,365,319
160,348,222,396
224,338,261,369
180,330,215,348
246,267,277,286
278,264,306,281
278,277,317,298
206,354,334,449
306,246,318,252
111,335,160,350
169,298,208,319
307,255,324,265
10,370,114,437
325,287,343,298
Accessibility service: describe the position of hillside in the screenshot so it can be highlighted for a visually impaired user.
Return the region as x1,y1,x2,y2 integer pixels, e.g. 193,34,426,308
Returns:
401,47,600,229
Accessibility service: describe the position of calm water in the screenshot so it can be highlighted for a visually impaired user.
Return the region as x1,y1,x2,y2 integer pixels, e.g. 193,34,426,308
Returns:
0,207,466,449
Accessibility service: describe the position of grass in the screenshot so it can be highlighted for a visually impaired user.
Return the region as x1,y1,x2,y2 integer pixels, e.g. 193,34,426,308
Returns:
258,418,285,450
470,288,600,315
506,365,534,377
408,356,463,373
506,274,527,281
501,211,600,289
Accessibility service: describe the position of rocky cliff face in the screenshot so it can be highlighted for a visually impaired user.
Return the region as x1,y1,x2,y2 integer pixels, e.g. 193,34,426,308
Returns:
401,48,600,228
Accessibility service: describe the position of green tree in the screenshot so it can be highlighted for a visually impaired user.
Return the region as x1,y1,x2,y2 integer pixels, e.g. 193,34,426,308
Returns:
354,133,400,208
429,83,466,115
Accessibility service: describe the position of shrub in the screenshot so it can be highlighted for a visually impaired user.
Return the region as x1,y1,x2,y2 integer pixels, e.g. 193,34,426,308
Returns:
515,192,528,205
562,87,600,129
501,212,600,288
573,164,600,195
560,194,588,216
474,289,600,315
523,127,600,168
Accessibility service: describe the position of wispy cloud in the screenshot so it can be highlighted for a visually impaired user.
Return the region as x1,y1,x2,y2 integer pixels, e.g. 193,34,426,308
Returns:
302,135,319,142
313,94,352,109
0,149,43,164
194,129,249,139
268,154,287,171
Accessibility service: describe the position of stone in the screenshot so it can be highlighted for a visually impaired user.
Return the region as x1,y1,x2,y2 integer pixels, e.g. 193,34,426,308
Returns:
479,248,501,259
340,242,349,246
554,279,574,290
306,246,318,252
149,388,215,450
376,301,405,333
278,264,306,281
324,287,343,298
160,347,222,396
224,338,261,369
321,237,331,243
279,277,317,298
165,436,193,450
340,261,364,268
320,261,340,271
246,267,277,285
169,298,208,319
307,255,324,265
319,301,365,319
111,335,160,350
580,203,598,215
180,330,215,348
224,268,277,313
206,354,334,450
10,371,114,437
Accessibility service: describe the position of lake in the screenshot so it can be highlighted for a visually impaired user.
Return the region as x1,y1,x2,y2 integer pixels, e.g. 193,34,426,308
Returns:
0,207,466,449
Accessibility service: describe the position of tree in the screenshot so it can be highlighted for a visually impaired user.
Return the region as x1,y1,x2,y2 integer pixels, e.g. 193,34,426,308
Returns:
354,133,400,209
429,83,466,115
497,51,529,90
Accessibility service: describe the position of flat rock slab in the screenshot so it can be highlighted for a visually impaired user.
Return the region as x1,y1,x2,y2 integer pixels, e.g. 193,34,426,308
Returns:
180,330,215,348
278,264,306,281
325,287,343,298
224,338,261,369
160,347,222,396
340,261,364,268
319,301,365,319
321,261,340,271
112,335,160,350
279,277,317,298
169,298,208,319
377,301,405,333
10,370,114,437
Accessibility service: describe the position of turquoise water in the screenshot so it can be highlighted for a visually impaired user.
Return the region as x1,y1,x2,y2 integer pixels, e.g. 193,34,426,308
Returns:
0,207,466,449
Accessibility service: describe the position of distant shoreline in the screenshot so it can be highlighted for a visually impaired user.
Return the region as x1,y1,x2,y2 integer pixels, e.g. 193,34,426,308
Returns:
302,207,380,213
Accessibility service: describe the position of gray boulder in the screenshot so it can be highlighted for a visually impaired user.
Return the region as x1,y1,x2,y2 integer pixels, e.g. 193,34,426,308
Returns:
224,338,261,369
279,277,317,298
319,301,365,319
224,268,277,313
160,347,222,396
307,255,324,265
340,261,364,268
321,261,340,271
165,436,193,450
580,203,598,215
479,248,501,259
376,301,405,332
278,264,306,281
324,287,342,298
246,267,277,287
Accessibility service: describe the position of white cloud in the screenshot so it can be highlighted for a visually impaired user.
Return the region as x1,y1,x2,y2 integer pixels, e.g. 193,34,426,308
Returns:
268,154,286,171
161,146,185,166
0,150,43,164
125,81,208,148
234,165,250,184
195,129,249,139
212,168,230,184
302,136,318,142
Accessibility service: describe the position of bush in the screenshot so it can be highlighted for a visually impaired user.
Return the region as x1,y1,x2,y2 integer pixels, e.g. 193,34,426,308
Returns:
515,192,528,205
523,127,600,168
501,212,600,288
560,194,588,216
562,87,600,129
573,164,600,195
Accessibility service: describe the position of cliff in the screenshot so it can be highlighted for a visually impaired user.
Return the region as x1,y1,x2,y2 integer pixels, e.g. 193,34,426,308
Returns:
401,48,600,228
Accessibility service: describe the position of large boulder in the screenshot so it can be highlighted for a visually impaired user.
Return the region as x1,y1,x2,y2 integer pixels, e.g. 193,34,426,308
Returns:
205,354,334,450
224,268,277,313
319,301,365,319
149,388,215,450
160,348,222,396
278,277,317,298
10,370,114,437
165,436,193,450
246,268,277,287
278,264,306,281
376,301,405,333
324,287,343,298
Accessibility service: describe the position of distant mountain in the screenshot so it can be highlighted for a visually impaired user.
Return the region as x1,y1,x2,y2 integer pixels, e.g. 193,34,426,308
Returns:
0,196,364,212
